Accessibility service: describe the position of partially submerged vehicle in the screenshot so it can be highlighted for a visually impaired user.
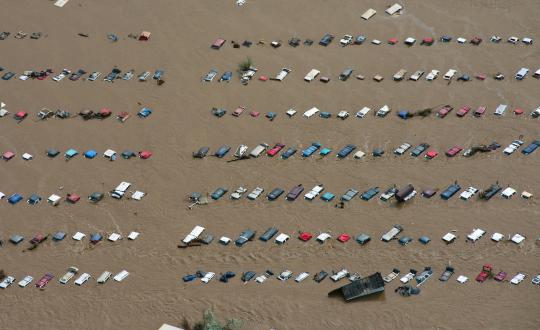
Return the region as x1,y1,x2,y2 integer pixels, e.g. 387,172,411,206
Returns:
328,272,385,301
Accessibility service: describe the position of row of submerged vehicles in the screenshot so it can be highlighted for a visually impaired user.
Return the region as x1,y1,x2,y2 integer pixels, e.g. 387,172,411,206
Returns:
179,265,540,288
0,67,164,82
204,181,530,203
0,268,129,290
193,138,540,161
209,104,540,120
201,65,540,84
209,34,534,50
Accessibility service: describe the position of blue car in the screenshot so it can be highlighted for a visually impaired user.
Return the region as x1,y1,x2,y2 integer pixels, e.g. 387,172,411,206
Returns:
137,107,152,118
302,142,321,157
337,144,356,158
211,187,228,200
319,112,332,118
214,145,231,158
321,192,335,202
219,71,232,82
8,194,23,204
153,69,164,80
182,274,197,282
440,184,461,200
361,187,379,201
354,35,367,44
281,147,297,159
522,140,540,155
319,33,334,46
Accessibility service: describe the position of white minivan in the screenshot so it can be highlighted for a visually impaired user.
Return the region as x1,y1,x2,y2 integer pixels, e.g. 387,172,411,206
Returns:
515,67,529,80
111,181,131,199
304,69,320,82
443,69,457,80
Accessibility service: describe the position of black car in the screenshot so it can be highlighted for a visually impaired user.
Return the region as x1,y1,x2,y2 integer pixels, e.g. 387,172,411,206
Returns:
193,146,209,158
410,143,429,157
314,271,328,283
241,271,256,282
211,107,226,117
69,69,87,81
2,71,15,80
319,33,334,46
267,188,284,200
234,230,255,246
259,227,278,241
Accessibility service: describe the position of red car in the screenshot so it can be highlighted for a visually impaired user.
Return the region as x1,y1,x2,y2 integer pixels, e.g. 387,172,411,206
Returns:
267,143,285,157
232,106,245,117
445,146,463,157
437,105,453,118
298,232,313,242
388,38,398,45
249,111,260,117
211,38,226,50
139,150,152,159
14,111,28,121
66,193,81,203
425,150,438,159
35,273,54,288
494,271,507,282
475,73,487,80
474,106,486,117
476,264,492,282
421,37,434,45
513,108,524,115
337,233,350,243
456,106,471,117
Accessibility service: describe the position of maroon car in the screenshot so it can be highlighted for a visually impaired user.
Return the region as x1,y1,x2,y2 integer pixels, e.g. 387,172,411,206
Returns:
474,106,486,117
456,106,471,117
267,143,285,157
476,264,492,283
232,106,245,117
35,273,54,288
494,271,507,282
445,146,463,157
285,184,304,201
437,105,453,118
30,234,47,245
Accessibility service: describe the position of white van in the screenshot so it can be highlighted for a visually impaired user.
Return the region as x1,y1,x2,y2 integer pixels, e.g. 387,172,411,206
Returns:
393,69,407,81
426,70,439,81
74,273,91,286
409,70,424,81
111,181,131,199
294,272,310,283
273,68,291,81
385,3,402,15
355,107,371,118
494,104,508,116
201,272,215,283
183,226,205,244
249,143,268,157
303,107,320,118
443,69,457,80
249,143,268,158
467,228,485,242
114,270,129,282
376,105,390,117
381,225,402,242
304,69,320,82
330,269,349,282
97,271,112,284
305,185,324,200
515,67,529,80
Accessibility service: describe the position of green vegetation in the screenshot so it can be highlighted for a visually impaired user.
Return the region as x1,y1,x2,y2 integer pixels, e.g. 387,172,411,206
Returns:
181,309,243,330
